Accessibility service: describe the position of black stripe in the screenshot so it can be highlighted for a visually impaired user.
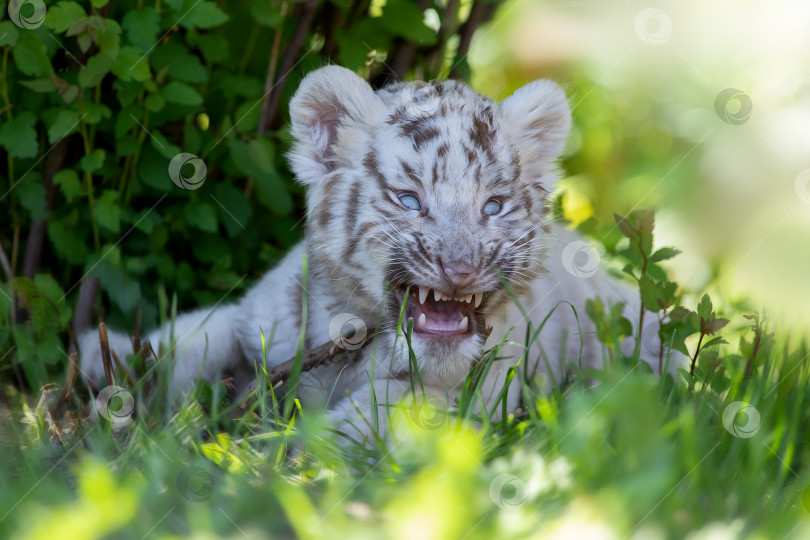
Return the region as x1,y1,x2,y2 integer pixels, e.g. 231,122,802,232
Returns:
363,152,390,192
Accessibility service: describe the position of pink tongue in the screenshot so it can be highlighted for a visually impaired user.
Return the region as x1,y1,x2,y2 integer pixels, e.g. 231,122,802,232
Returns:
415,299,466,333
423,299,458,320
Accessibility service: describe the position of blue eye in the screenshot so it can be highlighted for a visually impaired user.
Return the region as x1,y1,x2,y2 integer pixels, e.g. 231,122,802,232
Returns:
398,193,422,211
483,199,502,216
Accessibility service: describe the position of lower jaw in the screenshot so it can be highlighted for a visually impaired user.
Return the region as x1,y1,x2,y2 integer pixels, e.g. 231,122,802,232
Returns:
403,305,476,339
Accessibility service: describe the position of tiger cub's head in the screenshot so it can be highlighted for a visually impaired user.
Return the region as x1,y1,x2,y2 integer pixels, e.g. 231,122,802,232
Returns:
289,66,571,382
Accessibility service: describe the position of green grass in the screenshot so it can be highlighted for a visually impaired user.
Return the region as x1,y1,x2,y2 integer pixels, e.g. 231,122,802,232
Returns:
1,304,809,540
2,213,809,539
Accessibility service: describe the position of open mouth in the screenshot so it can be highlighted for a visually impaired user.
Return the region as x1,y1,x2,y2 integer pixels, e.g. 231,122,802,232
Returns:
398,286,485,337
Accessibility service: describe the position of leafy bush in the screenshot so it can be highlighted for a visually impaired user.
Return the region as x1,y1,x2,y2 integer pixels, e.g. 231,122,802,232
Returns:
0,0,498,388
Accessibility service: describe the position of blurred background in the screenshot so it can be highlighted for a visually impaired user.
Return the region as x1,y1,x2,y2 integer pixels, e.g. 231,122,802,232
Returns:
0,0,808,389
469,0,810,328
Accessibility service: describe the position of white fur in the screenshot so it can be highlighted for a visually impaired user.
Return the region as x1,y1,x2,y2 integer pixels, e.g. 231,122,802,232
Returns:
79,67,683,445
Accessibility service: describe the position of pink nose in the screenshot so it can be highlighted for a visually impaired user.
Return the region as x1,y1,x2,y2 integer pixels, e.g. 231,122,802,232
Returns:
443,263,477,288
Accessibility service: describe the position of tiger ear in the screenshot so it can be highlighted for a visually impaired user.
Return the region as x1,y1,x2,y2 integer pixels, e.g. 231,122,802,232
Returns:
498,80,571,181
289,66,386,185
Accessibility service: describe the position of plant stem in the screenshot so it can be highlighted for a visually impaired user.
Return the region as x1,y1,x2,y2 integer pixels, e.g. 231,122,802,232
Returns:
78,94,100,251
690,332,705,376
633,233,649,360
124,109,150,205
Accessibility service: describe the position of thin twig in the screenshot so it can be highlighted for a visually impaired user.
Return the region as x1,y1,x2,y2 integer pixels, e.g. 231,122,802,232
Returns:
266,331,375,383
98,322,115,387
266,0,322,131
258,2,289,135
449,1,499,80
132,305,142,358
62,351,78,402
22,138,69,278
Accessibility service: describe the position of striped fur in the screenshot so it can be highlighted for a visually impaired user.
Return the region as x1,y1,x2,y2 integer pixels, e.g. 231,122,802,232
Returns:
80,67,680,442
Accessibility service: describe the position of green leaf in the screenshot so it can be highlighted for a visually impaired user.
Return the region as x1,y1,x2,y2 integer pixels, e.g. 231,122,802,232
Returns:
184,202,219,233
79,149,106,172
0,112,38,158
621,263,636,280
12,34,53,77
53,169,84,199
44,1,87,33
78,53,114,87
669,306,692,322
92,0,110,7
94,190,121,233
89,258,141,312
162,81,203,105
59,84,80,104
703,317,729,336
111,46,151,82
697,294,713,320
48,211,89,264
191,33,229,63
114,106,138,137
638,210,656,237
0,21,20,46
380,0,437,45
638,275,664,312
181,1,229,30
214,183,251,237
703,336,728,348
152,43,208,83
122,8,160,52
148,131,181,160
15,173,46,219
137,147,174,192
144,93,165,112
19,78,56,92
229,140,292,214
84,102,112,124
47,110,80,143
250,0,283,28
96,19,122,57
614,213,636,240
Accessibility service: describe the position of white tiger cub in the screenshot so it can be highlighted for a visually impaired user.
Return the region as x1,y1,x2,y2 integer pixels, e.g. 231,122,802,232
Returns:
80,66,678,442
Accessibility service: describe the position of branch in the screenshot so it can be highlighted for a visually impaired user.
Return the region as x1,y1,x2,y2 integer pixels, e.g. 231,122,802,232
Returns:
449,1,499,80
257,1,289,135
265,0,322,132
70,276,99,349
266,331,375,383
22,137,69,278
